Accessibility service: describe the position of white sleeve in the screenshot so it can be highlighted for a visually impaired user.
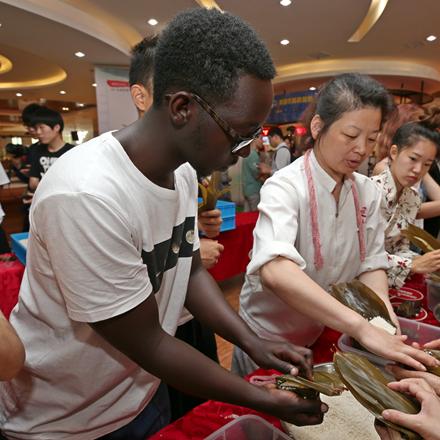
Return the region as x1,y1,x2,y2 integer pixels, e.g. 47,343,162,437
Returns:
247,176,306,275
359,184,389,274
31,192,152,323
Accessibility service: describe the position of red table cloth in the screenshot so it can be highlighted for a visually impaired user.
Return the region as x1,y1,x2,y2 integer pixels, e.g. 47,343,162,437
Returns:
0,254,24,319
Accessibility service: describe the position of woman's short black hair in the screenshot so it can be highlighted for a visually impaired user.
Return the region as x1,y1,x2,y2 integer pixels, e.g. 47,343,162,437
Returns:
392,121,440,158
153,8,275,107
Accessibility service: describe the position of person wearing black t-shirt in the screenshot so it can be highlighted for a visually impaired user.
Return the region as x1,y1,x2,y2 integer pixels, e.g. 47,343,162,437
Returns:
28,107,74,193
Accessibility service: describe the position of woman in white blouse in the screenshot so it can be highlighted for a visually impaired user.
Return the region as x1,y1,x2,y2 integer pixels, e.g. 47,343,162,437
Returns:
372,122,440,288
233,74,438,376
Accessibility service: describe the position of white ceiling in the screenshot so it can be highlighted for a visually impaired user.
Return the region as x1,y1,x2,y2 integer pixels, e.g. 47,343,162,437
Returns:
0,0,439,107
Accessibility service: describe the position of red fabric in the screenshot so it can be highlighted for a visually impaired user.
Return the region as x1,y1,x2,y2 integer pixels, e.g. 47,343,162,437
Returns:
208,211,259,282
0,254,24,319
150,369,283,440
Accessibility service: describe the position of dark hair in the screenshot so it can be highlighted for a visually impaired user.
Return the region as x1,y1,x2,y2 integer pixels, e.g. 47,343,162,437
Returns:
420,106,440,132
268,127,283,138
129,35,159,88
392,121,440,158
5,143,27,158
153,8,275,107
303,73,394,147
30,107,64,132
21,103,41,126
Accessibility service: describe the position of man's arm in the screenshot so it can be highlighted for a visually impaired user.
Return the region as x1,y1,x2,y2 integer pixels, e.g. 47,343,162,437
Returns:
0,312,25,380
91,287,325,426
184,251,313,377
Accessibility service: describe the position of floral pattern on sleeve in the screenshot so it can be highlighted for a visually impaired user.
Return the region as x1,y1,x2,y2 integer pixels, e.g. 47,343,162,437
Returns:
371,167,421,288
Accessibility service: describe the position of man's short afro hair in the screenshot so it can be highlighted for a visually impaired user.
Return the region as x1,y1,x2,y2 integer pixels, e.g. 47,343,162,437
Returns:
153,8,275,106
129,35,159,87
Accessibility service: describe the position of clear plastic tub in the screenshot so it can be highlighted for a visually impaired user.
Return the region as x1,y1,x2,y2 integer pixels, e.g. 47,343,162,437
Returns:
338,317,440,366
427,278,440,311
204,415,290,440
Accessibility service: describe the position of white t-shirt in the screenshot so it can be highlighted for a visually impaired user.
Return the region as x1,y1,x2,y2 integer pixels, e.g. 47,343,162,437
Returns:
239,150,388,346
0,132,199,439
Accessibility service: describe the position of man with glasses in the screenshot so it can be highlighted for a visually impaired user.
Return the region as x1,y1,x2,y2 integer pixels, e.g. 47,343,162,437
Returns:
1,9,326,439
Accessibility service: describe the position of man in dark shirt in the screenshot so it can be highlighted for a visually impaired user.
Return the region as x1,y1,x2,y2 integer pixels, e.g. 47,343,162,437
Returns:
28,107,73,192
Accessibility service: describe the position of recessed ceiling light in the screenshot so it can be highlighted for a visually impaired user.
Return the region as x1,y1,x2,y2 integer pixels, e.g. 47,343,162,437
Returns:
280,0,292,6
16,92,22,97
148,18,158,26
92,83,97,88
75,51,85,58
309,86,316,91
76,103,85,107
60,90,66,95
62,107,69,111
280,39,290,46
426,35,437,42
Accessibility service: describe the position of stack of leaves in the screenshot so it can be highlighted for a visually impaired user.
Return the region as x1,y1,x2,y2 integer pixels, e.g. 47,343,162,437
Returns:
198,171,230,213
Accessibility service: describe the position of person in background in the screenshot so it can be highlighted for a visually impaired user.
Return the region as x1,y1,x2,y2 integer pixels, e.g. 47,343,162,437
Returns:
233,73,438,377
241,137,263,211
371,122,440,288
258,126,291,178
28,107,74,193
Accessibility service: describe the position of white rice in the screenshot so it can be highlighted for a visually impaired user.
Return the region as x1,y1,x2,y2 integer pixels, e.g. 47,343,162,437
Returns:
283,392,380,440
369,316,396,335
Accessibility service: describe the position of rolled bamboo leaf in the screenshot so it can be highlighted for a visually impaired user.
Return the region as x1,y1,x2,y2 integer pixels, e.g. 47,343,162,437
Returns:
401,223,440,253
198,172,231,213
334,352,421,440
276,363,346,398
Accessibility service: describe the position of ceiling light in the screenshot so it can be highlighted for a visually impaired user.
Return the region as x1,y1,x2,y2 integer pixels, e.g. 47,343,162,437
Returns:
62,107,69,111
426,35,437,42
280,0,292,5
16,92,22,97
60,90,66,94
280,39,290,46
75,51,85,58
148,18,158,26
92,83,97,88
76,103,85,107
309,86,316,91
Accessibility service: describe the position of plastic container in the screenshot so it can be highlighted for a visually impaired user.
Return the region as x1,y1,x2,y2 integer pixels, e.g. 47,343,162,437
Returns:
426,278,440,311
338,317,440,366
205,415,290,440
10,232,29,265
198,199,236,233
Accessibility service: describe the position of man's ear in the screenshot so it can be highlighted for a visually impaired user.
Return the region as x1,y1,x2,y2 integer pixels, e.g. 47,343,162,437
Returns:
130,84,153,114
389,144,399,161
167,92,192,127
310,114,324,140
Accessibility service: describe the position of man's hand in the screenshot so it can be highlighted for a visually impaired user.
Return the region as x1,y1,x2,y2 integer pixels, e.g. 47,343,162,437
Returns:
198,209,222,238
246,338,313,379
262,385,327,426
200,238,224,269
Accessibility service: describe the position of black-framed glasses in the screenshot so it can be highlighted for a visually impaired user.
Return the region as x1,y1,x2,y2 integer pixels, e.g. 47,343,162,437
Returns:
166,93,262,153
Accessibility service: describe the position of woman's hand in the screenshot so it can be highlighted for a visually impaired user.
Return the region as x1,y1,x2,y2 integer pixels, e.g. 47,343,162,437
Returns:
411,250,440,274
386,364,440,396
355,320,439,371
381,378,440,440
